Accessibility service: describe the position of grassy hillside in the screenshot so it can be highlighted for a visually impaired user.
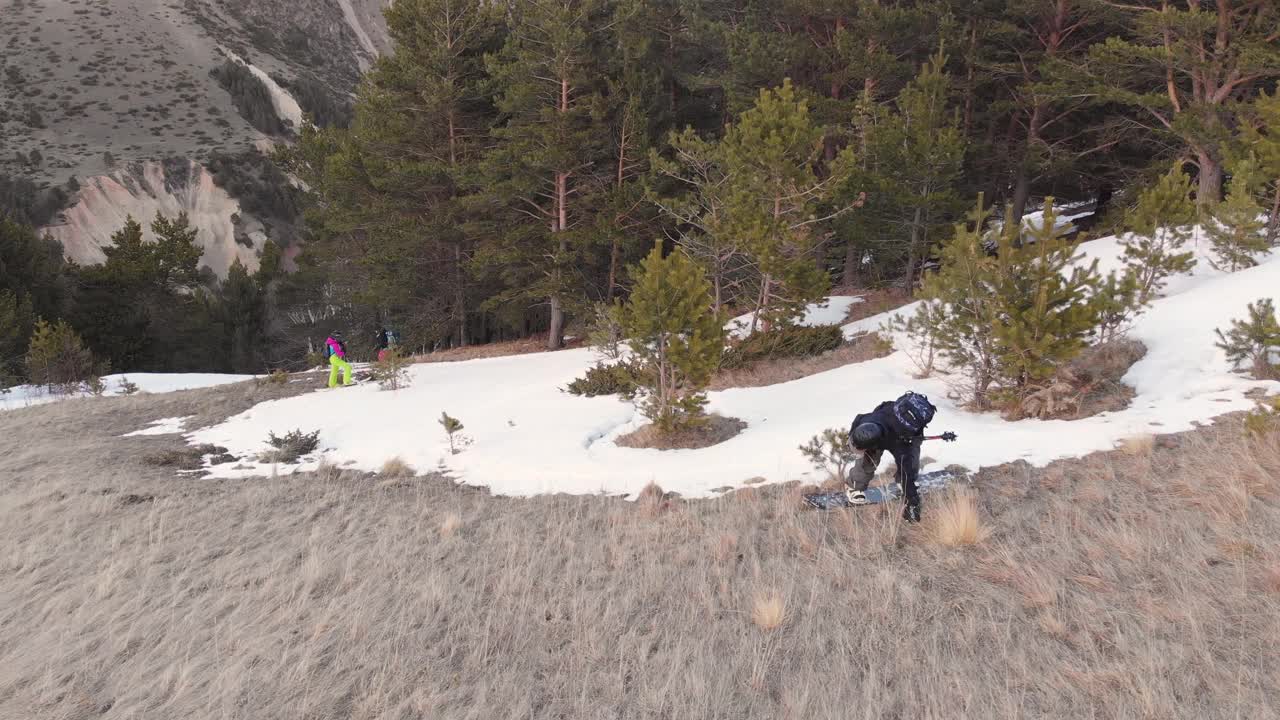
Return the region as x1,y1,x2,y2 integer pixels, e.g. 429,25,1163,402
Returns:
1,380,1278,718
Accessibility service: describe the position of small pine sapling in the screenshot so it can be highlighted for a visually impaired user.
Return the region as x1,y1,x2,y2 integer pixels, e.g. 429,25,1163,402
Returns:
1122,164,1198,305
586,301,625,361
620,241,726,432
798,428,862,482
83,375,107,396
1206,157,1269,272
439,411,468,455
372,346,411,390
1244,395,1280,436
118,377,140,395
1214,298,1280,380
265,429,321,463
1092,270,1144,344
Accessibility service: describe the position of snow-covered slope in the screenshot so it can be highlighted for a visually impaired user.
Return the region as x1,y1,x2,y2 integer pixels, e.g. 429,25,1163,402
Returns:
2,374,255,413
189,235,1280,498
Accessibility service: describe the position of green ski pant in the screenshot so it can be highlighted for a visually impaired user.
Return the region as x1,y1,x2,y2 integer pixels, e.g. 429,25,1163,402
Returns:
328,355,353,387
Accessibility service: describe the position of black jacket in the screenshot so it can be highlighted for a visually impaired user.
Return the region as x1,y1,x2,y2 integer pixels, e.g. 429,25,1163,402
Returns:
851,400,922,464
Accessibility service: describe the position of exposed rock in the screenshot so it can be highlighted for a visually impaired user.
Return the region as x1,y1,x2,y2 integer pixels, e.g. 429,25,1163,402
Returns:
44,160,269,277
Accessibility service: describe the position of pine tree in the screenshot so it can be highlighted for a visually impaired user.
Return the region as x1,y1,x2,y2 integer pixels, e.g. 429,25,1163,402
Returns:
1241,90,1280,242
913,195,1104,408
842,49,966,290
649,127,746,315
1072,2,1280,205
25,318,104,391
720,79,856,332
1093,270,1143,344
620,241,726,432
1123,164,1198,305
988,200,1103,395
0,290,34,385
912,197,1003,407
1206,157,1269,272
480,0,613,350
1214,298,1280,380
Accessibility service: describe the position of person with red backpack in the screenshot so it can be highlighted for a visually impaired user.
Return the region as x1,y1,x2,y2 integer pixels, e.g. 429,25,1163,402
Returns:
324,331,353,388
846,391,938,522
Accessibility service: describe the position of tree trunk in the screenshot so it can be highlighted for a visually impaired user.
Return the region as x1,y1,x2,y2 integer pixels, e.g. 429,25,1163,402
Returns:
842,237,860,287
1195,148,1223,207
548,296,564,351
454,242,468,347
1269,181,1280,243
902,206,924,292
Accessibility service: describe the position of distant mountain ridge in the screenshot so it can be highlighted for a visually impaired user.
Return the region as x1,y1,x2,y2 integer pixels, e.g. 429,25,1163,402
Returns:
0,0,391,275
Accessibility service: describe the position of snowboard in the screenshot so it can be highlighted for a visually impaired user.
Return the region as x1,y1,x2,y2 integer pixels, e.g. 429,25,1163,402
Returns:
802,469,961,510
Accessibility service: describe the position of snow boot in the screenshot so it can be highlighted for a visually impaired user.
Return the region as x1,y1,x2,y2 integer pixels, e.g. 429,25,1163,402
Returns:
902,499,921,523
846,488,869,505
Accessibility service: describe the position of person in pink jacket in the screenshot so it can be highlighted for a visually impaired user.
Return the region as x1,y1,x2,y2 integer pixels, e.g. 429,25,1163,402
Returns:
324,332,353,388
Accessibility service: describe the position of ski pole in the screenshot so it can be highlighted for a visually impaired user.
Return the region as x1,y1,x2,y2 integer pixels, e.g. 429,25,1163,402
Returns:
922,432,958,442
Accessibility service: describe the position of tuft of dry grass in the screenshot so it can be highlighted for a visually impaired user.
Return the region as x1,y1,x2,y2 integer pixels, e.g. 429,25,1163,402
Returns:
379,456,414,478
439,512,462,537
750,590,786,631
1119,434,1156,456
929,486,991,546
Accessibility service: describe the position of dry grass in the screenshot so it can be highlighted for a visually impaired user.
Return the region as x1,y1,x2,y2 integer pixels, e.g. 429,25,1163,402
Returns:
928,486,991,546
750,590,786,631
439,512,462,537
616,415,747,450
379,456,414,478
1119,434,1156,456
709,332,892,391
2,384,1280,719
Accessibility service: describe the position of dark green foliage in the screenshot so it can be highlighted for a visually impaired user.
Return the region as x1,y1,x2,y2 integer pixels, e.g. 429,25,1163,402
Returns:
566,361,637,397
0,290,34,385
210,59,286,135
206,150,302,232
721,324,845,370
372,346,412,390
0,174,70,227
281,75,351,128
1214,299,1280,380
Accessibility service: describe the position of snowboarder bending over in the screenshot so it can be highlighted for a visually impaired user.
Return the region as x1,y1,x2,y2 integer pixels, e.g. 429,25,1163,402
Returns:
325,332,353,388
846,391,937,522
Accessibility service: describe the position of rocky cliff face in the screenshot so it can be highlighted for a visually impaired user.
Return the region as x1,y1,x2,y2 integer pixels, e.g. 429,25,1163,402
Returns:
0,0,392,276
46,159,270,273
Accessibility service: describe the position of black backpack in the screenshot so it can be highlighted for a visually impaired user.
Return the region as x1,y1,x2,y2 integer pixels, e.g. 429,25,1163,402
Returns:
892,391,936,434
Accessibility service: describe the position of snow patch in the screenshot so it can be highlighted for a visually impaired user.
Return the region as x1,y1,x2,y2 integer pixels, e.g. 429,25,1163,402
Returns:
219,48,304,129
727,296,863,338
189,235,1280,499
123,416,193,437
2,374,255,412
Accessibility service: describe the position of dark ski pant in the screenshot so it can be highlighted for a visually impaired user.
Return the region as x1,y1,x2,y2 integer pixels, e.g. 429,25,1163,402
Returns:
846,442,921,503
